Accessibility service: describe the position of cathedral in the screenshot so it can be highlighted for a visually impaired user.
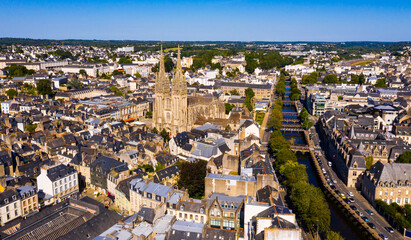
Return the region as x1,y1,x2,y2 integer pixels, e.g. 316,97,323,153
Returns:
153,46,225,136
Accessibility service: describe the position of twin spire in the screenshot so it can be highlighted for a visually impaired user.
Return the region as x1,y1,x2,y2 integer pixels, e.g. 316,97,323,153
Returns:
155,44,186,94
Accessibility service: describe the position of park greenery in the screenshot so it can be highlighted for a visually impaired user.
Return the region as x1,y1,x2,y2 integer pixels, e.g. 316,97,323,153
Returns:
36,79,53,96
25,124,38,133
299,108,313,130
267,98,283,131
5,65,35,78
177,160,208,199
151,55,175,73
290,78,301,101
375,199,411,230
229,89,240,95
396,151,411,163
302,72,319,85
244,88,255,111
245,51,294,74
225,103,236,114
5,89,18,99
275,74,286,97
255,112,265,125
375,78,388,88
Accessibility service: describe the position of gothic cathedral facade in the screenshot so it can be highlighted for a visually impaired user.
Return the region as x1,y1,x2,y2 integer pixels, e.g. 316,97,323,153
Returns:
153,46,188,136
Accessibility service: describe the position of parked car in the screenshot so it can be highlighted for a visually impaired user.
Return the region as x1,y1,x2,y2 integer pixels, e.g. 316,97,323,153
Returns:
350,205,357,210
331,185,336,190
385,227,394,233
348,198,355,203
332,178,337,184
348,192,354,197
379,233,388,240
340,193,346,199
365,209,374,215
367,222,376,229
361,216,369,222
335,190,341,195
356,210,363,216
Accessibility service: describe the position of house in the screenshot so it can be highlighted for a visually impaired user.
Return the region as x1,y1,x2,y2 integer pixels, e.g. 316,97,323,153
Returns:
205,193,246,231
205,173,256,197
362,162,411,206
174,200,206,223
90,155,128,194
0,188,22,226
153,165,180,184
129,178,173,213
36,164,79,205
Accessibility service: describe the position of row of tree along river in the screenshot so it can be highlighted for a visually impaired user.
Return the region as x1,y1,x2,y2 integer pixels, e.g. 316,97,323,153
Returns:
269,76,364,239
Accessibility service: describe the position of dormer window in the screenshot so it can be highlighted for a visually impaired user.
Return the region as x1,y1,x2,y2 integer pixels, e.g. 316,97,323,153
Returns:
200,208,204,214
12,195,16,201
180,205,184,211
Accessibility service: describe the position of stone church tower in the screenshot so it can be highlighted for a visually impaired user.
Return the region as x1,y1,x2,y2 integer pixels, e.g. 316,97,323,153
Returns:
153,45,188,136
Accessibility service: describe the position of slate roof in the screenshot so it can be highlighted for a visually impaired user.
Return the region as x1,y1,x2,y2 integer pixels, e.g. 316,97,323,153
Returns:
137,207,155,224
203,227,236,240
91,155,127,174
167,221,204,240
153,165,180,183
369,162,411,185
46,164,77,182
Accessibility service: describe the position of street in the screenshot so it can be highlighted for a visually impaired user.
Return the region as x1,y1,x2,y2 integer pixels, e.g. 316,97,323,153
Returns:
311,130,403,240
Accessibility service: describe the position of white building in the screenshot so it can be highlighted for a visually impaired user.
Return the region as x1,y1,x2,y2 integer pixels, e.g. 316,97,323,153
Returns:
1,100,18,114
37,164,79,204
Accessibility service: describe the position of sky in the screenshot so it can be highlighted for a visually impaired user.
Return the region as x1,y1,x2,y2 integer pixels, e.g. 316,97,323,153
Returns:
0,0,410,42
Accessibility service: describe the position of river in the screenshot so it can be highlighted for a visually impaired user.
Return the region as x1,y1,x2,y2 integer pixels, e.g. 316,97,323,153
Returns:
281,81,364,240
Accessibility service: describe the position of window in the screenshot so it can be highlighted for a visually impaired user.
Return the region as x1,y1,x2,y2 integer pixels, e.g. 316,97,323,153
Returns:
210,219,220,228
406,198,409,204
210,210,214,216
379,191,382,196
179,213,182,218
399,190,402,195
55,188,58,194
14,203,17,209
6,206,9,212
15,210,18,216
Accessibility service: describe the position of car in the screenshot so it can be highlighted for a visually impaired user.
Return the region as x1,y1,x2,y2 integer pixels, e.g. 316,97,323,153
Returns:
367,222,376,229
365,209,374,215
350,205,357,210
331,185,336,190
361,216,369,222
344,198,350,204
328,161,332,167
348,192,354,197
348,198,355,203
335,190,341,195
340,193,346,199
379,233,388,240
356,210,363,216
385,227,394,233
332,178,337,184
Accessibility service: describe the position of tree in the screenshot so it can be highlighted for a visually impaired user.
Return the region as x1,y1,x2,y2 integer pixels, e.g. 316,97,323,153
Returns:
177,160,208,199
302,72,319,84
244,88,255,111
118,57,132,64
397,151,411,163
112,70,123,76
350,74,359,84
269,131,290,153
375,78,387,88
25,123,38,133
365,156,374,169
359,73,365,85
225,103,236,114
152,55,175,72
145,111,153,118
79,69,87,76
151,127,159,134
67,77,83,89
323,74,338,84
36,79,53,95
279,161,308,185
139,164,154,172
160,128,170,142
326,231,344,240
6,64,35,78
276,148,297,167
134,72,142,78
229,89,240,95
5,89,18,99
245,54,259,74
290,181,331,233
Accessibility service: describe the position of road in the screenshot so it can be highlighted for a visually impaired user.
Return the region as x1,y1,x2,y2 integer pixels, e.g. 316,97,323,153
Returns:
310,130,403,240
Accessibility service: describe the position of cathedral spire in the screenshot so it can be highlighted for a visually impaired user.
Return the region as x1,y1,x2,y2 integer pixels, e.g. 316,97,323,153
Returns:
155,43,170,94
172,45,187,94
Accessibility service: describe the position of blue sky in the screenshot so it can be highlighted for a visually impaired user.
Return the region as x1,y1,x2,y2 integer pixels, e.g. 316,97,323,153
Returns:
0,0,410,41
